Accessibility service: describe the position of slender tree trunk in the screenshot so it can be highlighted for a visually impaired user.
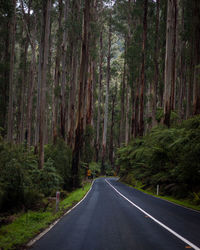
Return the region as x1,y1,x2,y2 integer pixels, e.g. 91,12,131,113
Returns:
96,31,103,162
102,12,111,173
120,41,126,145
125,84,130,145
152,0,160,127
163,0,177,127
68,45,78,147
19,37,28,144
109,88,116,168
52,0,62,144
38,0,51,169
134,87,139,137
186,48,194,119
7,0,16,143
139,0,148,136
72,0,90,187
60,0,68,140
192,0,200,115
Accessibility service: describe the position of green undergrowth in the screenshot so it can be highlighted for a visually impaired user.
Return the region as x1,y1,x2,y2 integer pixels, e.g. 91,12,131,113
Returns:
117,115,200,203
0,183,91,250
121,180,200,212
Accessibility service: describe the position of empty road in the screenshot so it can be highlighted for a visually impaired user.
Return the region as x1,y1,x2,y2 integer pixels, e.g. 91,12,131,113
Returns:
31,178,200,250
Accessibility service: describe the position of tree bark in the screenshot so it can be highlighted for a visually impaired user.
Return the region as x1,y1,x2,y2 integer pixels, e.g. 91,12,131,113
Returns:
139,0,148,136
152,0,160,127
96,31,103,162
125,83,130,145
38,0,51,168
192,0,200,115
163,0,177,127
120,41,126,145
102,12,111,173
72,0,90,187
52,0,63,144
60,0,68,140
7,0,16,143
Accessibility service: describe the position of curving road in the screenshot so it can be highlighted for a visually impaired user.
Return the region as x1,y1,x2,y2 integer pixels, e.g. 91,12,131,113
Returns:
31,178,200,250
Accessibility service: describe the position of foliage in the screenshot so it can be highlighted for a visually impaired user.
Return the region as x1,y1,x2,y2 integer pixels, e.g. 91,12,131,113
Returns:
38,159,63,196
44,139,72,191
0,139,72,212
0,143,39,211
81,125,95,165
89,162,101,177
117,115,200,201
0,183,91,250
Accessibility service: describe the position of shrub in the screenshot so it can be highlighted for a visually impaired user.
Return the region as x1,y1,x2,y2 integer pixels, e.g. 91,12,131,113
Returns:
38,158,63,196
45,139,72,190
117,115,200,199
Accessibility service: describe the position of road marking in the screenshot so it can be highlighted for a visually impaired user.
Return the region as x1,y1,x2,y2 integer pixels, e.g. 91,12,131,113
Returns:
27,180,95,247
105,179,200,250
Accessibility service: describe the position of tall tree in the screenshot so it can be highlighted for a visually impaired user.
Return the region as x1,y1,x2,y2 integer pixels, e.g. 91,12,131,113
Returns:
152,0,160,127
7,0,16,142
102,11,111,173
38,0,51,168
192,0,200,115
96,30,103,162
72,0,91,187
60,0,68,140
163,0,177,127
139,0,148,136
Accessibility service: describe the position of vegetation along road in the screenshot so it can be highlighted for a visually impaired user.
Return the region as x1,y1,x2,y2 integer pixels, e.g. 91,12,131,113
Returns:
31,178,200,250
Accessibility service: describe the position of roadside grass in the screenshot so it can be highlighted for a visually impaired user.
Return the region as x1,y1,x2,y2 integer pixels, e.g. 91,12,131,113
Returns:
0,182,92,250
120,181,200,212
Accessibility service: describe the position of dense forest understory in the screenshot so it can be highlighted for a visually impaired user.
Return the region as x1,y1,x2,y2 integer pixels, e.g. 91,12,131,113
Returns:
0,0,200,216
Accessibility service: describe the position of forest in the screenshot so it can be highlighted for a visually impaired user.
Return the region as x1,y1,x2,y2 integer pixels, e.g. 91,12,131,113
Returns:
0,0,200,214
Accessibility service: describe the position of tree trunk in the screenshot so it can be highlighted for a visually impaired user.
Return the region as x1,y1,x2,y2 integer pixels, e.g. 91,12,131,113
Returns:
96,31,103,162
18,36,28,144
120,41,126,145
52,0,63,144
60,0,68,140
125,83,130,145
7,0,16,143
68,45,78,147
152,0,160,127
109,87,116,168
38,0,51,169
163,0,177,127
72,0,90,188
192,0,200,115
102,12,111,173
139,0,148,136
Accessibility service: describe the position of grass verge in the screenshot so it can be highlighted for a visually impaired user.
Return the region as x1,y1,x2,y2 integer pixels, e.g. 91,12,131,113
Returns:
0,182,92,250
120,180,200,212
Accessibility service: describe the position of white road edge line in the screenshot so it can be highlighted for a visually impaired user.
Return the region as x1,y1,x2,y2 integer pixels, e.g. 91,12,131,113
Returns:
105,179,200,250
27,180,95,247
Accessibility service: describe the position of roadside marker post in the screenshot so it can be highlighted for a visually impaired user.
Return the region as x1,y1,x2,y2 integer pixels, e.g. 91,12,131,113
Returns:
157,185,159,196
56,191,60,212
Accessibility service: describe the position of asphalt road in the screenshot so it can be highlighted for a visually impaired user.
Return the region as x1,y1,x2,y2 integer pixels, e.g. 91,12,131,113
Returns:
31,178,200,250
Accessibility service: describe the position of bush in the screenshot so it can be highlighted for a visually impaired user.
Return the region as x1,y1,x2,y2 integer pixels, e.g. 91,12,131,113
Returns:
45,139,72,190
0,140,67,212
38,158,63,196
117,115,200,199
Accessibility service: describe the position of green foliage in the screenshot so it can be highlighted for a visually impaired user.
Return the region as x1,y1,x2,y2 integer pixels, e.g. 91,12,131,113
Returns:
117,115,200,201
38,159,63,196
0,143,39,211
81,125,94,165
0,139,72,212
0,183,91,250
44,139,72,190
89,162,101,177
